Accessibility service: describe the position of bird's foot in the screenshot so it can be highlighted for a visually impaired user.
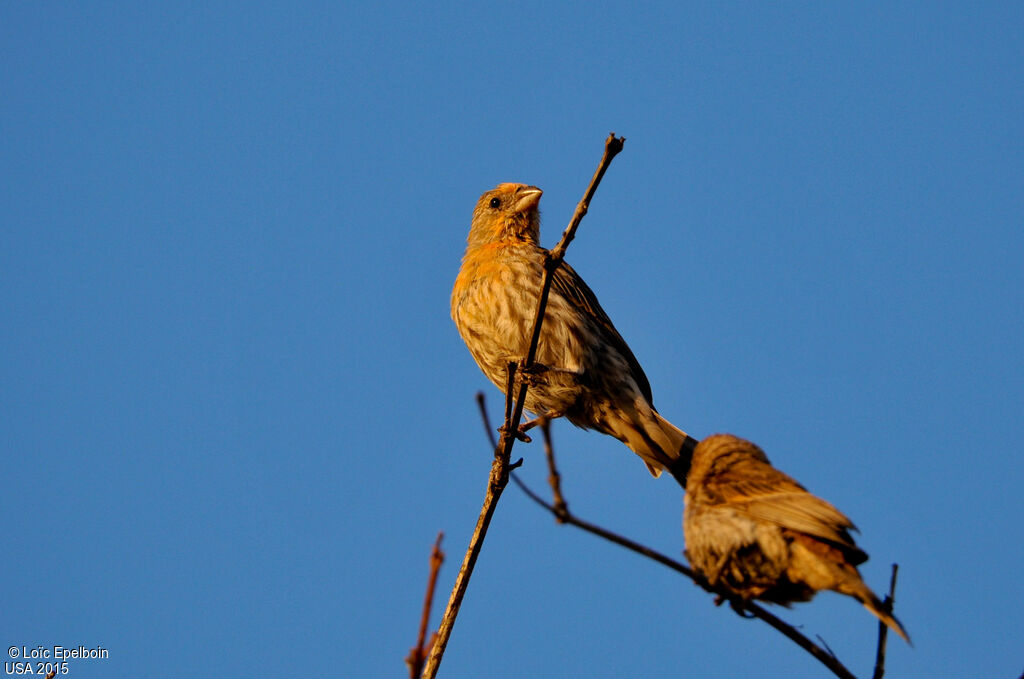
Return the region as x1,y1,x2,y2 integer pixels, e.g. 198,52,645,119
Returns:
497,410,563,444
519,410,565,439
726,598,756,619
498,422,534,443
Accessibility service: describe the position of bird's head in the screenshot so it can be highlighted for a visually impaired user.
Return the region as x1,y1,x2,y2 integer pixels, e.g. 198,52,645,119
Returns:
467,183,543,247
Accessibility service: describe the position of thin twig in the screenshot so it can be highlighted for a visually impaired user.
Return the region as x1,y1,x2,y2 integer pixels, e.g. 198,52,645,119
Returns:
406,532,445,679
476,394,499,449
817,635,839,659
475,392,492,443
507,133,625,441
421,135,625,679
872,564,900,679
549,133,626,262
503,362,516,426
539,417,567,521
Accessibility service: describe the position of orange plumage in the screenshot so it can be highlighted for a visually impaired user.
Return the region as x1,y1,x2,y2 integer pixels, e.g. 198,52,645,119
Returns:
452,183,694,484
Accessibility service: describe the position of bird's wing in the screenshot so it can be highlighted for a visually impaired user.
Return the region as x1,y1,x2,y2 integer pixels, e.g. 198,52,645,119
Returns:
710,459,863,555
551,260,653,402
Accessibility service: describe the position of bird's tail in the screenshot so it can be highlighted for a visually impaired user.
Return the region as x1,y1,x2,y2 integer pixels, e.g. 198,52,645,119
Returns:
608,405,696,488
841,578,912,644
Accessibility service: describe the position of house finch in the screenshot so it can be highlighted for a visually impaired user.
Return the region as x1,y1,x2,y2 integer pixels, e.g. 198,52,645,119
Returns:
683,433,910,642
451,182,696,485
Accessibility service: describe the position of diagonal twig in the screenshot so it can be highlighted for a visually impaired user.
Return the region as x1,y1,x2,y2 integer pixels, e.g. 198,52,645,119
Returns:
872,563,900,679
539,417,568,521
421,133,625,679
405,532,445,679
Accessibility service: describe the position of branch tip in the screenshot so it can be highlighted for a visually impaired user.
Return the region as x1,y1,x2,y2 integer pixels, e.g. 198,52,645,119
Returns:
872,563,901,679
407,532,446,679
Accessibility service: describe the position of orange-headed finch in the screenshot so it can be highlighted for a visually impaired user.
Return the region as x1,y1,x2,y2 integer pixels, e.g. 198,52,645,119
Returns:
683,433,910,642
451,182,695,485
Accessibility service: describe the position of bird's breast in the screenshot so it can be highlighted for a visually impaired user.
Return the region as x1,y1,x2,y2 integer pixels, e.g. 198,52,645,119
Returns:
452,243,544,368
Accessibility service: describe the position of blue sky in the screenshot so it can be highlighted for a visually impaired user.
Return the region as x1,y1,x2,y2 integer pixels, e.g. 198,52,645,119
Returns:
2,3,1021,678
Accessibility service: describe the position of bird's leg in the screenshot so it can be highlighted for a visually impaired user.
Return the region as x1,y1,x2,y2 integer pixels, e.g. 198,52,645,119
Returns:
495,362,561,443
498,421,534,444
726,598,757,619
517,411,564,441
499,410,562,444
704,553,737,607
706,552,729,586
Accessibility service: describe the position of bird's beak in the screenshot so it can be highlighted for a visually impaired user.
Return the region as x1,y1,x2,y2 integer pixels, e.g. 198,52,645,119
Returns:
514,187,543,213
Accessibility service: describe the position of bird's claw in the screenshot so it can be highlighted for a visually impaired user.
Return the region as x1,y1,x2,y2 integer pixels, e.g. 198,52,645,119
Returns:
727,599,756,619
497,423,533,444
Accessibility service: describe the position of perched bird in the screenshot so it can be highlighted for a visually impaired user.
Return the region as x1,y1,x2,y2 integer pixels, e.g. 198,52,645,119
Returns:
451,183,696,485
683,433,910,642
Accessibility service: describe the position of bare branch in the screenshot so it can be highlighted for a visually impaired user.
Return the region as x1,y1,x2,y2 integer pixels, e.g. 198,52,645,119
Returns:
475,392,495,447
549,133,626,262
406,532,445,679
476,391,498,449
872,564,900,679
539,418,567,521
421,135,624,679
503,362,516,426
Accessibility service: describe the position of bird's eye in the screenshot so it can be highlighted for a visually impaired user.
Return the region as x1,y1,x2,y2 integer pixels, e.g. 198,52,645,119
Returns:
489,197,501,208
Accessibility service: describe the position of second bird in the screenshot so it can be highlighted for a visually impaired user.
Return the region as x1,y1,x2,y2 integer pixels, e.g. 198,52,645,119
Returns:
683,433,910,642
451,183,695,486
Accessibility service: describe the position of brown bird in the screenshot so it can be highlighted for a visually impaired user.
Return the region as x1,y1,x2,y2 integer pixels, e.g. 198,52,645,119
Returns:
683,433,910,642
451,183,696,485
